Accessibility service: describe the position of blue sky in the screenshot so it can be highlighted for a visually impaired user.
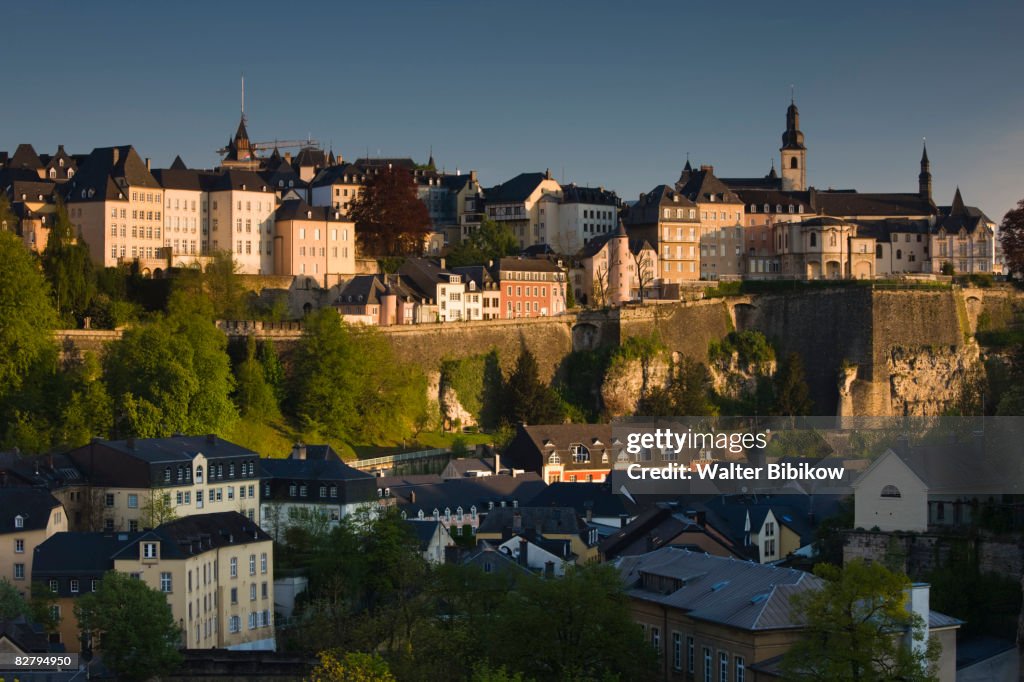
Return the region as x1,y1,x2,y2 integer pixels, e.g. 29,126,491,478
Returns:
5,1,1022,218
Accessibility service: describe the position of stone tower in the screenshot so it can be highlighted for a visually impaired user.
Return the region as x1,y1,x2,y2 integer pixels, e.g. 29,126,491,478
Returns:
780,98,807,191
608,221,631,306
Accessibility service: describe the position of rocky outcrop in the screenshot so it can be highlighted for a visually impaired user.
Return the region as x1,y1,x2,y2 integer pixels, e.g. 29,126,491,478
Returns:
887,343,982,416
600,355,669,417
707,354,776,401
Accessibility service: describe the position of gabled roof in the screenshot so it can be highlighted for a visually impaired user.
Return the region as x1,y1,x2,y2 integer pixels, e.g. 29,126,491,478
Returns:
152,168,205,192
729,188,812,211
934,188,994,234
405,519,444,549
484,172,554,203
170,155,188,171
9,144,43,171
204,169,274,193
65,146,160,202
0,488,62,533
310,163,365,188
385,473,547,518
491,257,563,274
676,166,742,204
560,184,620,207
527,481,629,519
616,547,822,631
502,423,621,473
622,185,698,227
293,146,328,169
260,456,374,484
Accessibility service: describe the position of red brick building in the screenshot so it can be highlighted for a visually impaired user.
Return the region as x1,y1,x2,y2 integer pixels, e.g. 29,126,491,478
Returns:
492,257,567,319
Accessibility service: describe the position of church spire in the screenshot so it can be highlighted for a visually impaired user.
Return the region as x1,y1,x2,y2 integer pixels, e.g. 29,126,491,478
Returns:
780,93,807,191
918,139,932,201
951,186,966,215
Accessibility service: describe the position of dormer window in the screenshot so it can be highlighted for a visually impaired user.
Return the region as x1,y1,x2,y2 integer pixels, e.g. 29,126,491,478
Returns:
307,211,312,219
14,515,24,529
143,542,158,559
418,509,424,519
242,184,247,191
195,465,203,483
67,169,74,178
49,168,56,179
763,204,769,213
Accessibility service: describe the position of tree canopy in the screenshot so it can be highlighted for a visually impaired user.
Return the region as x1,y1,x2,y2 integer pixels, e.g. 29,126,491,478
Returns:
444,218,520,268
774,352,813,416
781,560,939,681
104,291,237,437
42,199,95,326
502,346,565,425
998,198,1024,276
75,571,182,681
289,309,429,443
349,167,432,256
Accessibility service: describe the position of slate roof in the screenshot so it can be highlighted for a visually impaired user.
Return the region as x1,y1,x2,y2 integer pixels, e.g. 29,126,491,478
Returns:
204,169,274,193
560,184,620,206
475,506,586,536
65,146,160,202
170,155,188,170
616,547,822,631
152,168,205,191
386,474,547,519
337,274,388,306
813,190,936,217
574,231,653,260
491,257,564,274
599,503,743,560
353,157,417,170
260,456,374,484
621,185,698,227
442,456,499,478
0,488,62,533
0,616,53,653
729,188,812,211
293,147,329,169
405,519,443,549
526,481,629,519
78,436,257,464
450,266,497,290
274,198,346,222
34,512,268,579
859,442,1007,495
854,218,933,243
310,163,365,188
934,189,994,234
676,166,742,204
9,144,43,171
484,172,551,203
502,423,622,474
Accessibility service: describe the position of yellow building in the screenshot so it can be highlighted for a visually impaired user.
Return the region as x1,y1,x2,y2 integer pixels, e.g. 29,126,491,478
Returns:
474,507,600,564
0,489,67,598
622,185,700,284
61,436,262,532
33,511,275,651
675,163,746,281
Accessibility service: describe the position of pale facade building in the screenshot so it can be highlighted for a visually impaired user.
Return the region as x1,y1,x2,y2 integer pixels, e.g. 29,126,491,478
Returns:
676,163,746,280
152,159,206,264
273,199,355,287
0,489,67,599
552,184,620,254
483,170,563,248
33,512,275,652
622,185,700,284
205,170,277,274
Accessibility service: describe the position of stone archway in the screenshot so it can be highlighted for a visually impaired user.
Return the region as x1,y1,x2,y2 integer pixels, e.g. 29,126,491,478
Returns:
806,261,821,280
572,322,600,352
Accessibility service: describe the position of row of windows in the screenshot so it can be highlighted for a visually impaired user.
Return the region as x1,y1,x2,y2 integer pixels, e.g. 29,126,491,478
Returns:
287,484,339,498
505,286,550,298
749,203,804,214
642,625,746,682
109,225,162,239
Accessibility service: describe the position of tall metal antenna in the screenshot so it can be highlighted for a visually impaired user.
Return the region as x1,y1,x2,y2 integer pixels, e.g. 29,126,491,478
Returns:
241,73,246,119
790,84,795,104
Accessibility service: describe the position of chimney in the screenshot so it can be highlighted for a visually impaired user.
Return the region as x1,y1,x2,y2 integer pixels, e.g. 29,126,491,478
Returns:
494,451,501,475
410,490,416,504
292,442,307,460
112,148,120,165
439,257,446,270
700,164,714,174
145,158,151,171
518,537,529,567
619,513,628,528
585,502,593,524
904,584,930,658
470,170,477,183
544,561,555,578
512,511,522,531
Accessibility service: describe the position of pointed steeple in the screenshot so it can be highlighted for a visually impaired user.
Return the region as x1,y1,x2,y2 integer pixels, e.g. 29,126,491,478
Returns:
427,146,436,169
951,187,966,215
918,140,932,201
683,152,692,172
782,99,805,150
767,159,777,179
170,155,187,171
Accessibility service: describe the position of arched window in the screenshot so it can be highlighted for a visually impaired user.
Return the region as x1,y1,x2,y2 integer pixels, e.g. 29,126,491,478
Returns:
809,233,817,247
881,485,902,498
417,509,424,519
896,249,902,260
791,157,799,169
195,465,203,483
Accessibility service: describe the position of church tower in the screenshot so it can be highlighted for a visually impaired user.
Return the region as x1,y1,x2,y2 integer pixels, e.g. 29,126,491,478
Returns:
918,142,932,201
780,97,807,191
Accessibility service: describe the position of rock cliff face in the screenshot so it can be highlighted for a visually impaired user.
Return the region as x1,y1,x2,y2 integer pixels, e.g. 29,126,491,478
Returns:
707,354,776,401
887,343,982,416
600,355,669,417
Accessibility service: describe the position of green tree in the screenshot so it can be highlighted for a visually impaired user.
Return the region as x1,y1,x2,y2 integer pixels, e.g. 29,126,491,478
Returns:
104,291,237,437
42,199,95,325
998,198,1024,276
55,352,114,447
0,192,19,233
141,489,178,527
636,357,718,417
503,346,564,425
234,335,280,420
309,650,396,682
486,564,656,680
0,578,29,621
171,251,248,320
781,560,940,681
445,218,520,268
349,166,432,256
774,352,813,416
0,231,58,403
290,309,427,444
259,338,286,403
75,571,182,681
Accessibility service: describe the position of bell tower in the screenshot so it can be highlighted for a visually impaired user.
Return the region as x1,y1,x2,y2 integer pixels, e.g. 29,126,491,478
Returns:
780,93,807,191
918,141,932,201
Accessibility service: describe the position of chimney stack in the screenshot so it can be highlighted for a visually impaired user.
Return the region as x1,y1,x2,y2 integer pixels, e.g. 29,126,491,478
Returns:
292,442,307,460
112,148,120,165
544,560,555,578
518,536,528,567
512,511,522,531
494,451,502,475
145,158,151,171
